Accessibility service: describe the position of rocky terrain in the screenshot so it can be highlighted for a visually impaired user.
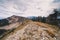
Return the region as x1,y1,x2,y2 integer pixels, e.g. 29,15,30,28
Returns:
0,15,60,40
0,15,29,26
0,15,30,39
1,21,60,40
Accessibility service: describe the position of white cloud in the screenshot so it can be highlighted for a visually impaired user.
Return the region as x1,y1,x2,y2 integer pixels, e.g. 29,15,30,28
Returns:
0,0,60,18
22,0,54,17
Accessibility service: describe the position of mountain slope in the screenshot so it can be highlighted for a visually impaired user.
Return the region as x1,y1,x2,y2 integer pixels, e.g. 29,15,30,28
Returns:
0,15,29,27
1,21,60,40
0,15,31,39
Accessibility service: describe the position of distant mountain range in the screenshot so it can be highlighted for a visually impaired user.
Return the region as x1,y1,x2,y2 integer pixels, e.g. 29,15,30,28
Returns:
0,17,4,19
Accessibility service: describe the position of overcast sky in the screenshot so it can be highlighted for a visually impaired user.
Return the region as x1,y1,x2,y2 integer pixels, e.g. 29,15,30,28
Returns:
0,0,60,18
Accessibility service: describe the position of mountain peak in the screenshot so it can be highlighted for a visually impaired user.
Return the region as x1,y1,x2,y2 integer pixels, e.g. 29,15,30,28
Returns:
0,15,29,26
7,15,29,24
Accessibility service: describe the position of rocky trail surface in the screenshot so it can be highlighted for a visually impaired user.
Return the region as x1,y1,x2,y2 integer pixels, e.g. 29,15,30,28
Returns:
1,21,60,40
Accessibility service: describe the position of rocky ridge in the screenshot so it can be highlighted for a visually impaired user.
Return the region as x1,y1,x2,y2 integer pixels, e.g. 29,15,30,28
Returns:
1,22,60,40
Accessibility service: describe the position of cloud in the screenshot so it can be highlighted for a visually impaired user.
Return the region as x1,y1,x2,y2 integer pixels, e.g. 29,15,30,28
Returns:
51,0,60,12
53,0,60,2
0,0,60,18
22,0,55,17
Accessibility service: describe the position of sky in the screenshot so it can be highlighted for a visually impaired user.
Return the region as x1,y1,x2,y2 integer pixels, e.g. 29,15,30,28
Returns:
0,0,60,18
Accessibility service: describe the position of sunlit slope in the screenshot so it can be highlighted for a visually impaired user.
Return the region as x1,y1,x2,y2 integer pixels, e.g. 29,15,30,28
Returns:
1,21,60,40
